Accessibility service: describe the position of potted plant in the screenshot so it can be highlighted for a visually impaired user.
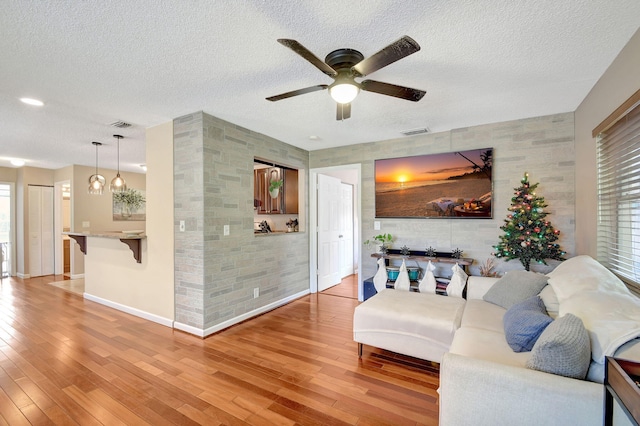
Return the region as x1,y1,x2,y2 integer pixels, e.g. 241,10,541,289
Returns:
364,233,393,254
113,189,145,219
269,179,283,198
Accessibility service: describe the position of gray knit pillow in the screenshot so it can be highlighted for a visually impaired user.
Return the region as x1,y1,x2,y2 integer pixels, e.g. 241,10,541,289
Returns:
525,313,591,379
483,271,549,310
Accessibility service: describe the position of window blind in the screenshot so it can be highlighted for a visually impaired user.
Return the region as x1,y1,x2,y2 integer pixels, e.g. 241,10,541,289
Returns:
597,100,640,288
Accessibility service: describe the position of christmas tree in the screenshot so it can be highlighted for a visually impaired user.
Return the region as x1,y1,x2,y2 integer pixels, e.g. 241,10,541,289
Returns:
493,172,565,271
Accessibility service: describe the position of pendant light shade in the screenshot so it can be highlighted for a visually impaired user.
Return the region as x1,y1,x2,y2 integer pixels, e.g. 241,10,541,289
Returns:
110,134,127,193
88,141,105,195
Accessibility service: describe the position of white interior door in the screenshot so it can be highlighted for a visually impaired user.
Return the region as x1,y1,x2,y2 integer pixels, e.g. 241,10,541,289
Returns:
29,186,42,277
41,186,54,275
317,174,342,291
28,185,54,277
340,183,354,278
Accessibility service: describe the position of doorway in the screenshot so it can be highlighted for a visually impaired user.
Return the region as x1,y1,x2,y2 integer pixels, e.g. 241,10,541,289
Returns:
309,164,363,300
54,181,71,277
0,183,15,278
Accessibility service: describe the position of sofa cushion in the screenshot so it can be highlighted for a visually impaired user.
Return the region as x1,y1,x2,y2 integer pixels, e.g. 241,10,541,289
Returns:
449,327,529,368
461,299,506,333
353,289,466,346
547,255,630,303
483,271,548,309
526,313,591,379
503,296,553,352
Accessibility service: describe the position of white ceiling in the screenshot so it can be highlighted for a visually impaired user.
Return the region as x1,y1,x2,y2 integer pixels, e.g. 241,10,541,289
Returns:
1,1,639,173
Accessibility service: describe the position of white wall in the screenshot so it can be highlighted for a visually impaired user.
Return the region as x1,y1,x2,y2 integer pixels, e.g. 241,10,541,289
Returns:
84,121,175,322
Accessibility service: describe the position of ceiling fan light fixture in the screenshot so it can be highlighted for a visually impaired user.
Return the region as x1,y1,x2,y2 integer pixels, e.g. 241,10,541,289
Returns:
330,83,359,104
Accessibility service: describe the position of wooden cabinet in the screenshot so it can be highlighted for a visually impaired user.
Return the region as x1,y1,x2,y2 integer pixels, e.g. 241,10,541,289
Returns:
283,168,298,214
254,167,298,214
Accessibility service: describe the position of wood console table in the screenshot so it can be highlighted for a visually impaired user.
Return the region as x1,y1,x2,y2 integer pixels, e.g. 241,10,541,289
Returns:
371,252,473,270
605,356,640,425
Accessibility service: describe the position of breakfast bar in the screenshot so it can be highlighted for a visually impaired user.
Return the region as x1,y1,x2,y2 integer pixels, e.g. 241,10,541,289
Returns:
64,231,146,263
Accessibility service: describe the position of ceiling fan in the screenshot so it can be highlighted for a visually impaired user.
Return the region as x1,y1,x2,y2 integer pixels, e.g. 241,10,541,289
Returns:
266,36,426,120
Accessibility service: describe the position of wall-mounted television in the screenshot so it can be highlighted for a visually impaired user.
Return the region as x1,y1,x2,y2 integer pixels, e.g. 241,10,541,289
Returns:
375,148,493,218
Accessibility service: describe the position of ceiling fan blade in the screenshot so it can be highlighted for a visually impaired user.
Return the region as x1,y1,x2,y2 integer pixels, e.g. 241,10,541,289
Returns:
266,85,328,102
277,39,337,77
352,36,421,77
336,103,351,121
360,80,426,102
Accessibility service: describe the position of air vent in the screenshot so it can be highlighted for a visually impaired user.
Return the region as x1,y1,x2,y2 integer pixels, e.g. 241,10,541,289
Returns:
400,127,430,136
110,120,132,128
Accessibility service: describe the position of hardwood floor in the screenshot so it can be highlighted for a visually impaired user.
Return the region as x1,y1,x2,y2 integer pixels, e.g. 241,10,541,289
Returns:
320,275,358,299
0,275,440,425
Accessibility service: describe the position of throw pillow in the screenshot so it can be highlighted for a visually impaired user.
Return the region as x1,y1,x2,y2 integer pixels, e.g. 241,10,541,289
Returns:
538,285,559,318
447,263,467,298
418,260,436,293
483,270,548,310
525,313,591,380
503,296,553,352
372,258,388,292
394,259,411,291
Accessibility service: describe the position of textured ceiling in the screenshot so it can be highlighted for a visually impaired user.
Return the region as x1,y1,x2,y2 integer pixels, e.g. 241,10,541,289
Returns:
1,1,639,173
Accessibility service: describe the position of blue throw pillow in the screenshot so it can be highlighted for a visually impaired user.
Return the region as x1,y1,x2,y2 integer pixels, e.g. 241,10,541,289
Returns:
503,296,553,352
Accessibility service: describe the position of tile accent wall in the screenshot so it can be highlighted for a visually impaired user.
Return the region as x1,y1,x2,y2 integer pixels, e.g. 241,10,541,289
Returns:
174,112,309,332
310,112,576,278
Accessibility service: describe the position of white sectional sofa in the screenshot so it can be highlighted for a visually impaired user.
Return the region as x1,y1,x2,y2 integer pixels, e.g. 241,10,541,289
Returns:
354,255,640,426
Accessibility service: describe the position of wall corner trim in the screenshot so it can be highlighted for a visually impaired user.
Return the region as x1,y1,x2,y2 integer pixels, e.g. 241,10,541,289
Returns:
175,289,311,338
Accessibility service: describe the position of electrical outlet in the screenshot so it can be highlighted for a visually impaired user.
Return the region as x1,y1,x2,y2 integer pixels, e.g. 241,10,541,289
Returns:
179,220,185,232
82,221,90,228
253,288,259,298
224,225,229,236
374,221,380,230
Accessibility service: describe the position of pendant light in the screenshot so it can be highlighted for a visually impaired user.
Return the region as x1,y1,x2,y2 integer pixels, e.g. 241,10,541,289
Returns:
109,134,127,193
88,141,105,195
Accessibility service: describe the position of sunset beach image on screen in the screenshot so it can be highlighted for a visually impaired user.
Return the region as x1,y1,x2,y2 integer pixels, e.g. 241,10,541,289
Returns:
374,148,493,218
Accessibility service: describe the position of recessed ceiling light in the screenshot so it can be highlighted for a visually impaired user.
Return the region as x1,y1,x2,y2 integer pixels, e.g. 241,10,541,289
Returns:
10,159,25,166
309,135,320,141
20,97,44,106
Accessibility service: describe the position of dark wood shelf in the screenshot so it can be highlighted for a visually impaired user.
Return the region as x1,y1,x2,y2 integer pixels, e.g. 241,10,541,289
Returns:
371,252,473,266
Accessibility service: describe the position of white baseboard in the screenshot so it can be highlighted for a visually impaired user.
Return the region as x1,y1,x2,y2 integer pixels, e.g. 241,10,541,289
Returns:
83,293,174,328
70,273,85,279
17,272,30,279
174,289,310,338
